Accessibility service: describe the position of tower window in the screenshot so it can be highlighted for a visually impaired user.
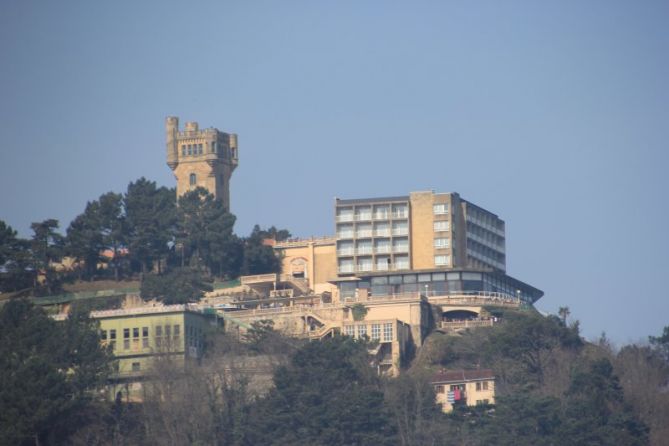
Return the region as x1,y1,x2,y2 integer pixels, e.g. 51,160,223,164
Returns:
181,145,186,156
198,144,203,154
189,173,197,186
187,145,192,156
212,141,216,153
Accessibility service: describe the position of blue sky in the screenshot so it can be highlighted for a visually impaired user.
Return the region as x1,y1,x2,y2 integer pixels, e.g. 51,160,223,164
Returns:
1,1,668,345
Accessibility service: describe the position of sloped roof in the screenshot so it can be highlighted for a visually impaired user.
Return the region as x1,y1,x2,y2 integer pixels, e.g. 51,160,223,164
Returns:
431,369,495,384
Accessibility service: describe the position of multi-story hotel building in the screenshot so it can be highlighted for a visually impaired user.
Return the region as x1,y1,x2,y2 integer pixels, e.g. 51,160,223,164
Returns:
335,191,506,276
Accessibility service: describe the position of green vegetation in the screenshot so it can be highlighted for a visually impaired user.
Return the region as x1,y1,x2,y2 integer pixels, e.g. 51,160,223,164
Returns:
0,178,290,301
0,299,113,445
0,305,667,445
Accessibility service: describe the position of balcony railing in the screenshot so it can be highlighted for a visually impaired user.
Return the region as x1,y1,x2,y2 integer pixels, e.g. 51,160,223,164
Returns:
440,319,495,330
356,248,373,255
391,212,408,219
338,266,355,273
337,249,354,256
355,214,372,221
356,231,373,238
392,246,409,253
375,246,391,254
337,232,354,239
374,230,391,237
373,213,389,220
336,215,354,222
392,229,409,236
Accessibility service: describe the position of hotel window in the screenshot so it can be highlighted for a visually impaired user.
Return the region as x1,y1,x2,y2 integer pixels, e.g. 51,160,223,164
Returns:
371,324,381,340
357,257,373,272
383,323,393,342
434,220,449,232
435,255,450,266
392,221,408,236
337,223,354,239
434,238,450,249
433,203,448,215
392,204,408,218
355,206,372,221
336,208,354,222
189,173,197,186
357,325,367,338
394,255,409,270
344,325,355,337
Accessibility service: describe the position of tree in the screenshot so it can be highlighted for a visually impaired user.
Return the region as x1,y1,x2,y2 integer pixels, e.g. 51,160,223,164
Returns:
241,225,282,276
558,306,570,326
247,337,396,445
649,325,669,363
177,188,240,277
97,192,126,281
124,178,177,274
0,220,32,293
140,267,213,305
0,299,112,445
29,219,65,295
65,202,105,280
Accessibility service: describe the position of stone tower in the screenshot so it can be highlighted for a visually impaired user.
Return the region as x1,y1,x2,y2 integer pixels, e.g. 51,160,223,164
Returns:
166,117,239,210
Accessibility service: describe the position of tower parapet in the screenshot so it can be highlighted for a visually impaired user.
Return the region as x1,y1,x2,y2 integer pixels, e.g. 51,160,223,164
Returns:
165,116,239,211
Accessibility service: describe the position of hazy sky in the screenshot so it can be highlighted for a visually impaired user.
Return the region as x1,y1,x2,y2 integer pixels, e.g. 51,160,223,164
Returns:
1,1,667,345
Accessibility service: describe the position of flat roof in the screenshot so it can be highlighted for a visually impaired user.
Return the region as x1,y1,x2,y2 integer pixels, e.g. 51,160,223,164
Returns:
432,369,495,384
335,196,409,206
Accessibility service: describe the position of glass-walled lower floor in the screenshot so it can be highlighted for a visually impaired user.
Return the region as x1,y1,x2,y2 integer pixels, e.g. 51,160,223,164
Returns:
336,269,543,304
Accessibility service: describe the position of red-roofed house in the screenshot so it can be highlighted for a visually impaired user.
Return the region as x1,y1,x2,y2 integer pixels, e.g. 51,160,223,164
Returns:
431,369,495,412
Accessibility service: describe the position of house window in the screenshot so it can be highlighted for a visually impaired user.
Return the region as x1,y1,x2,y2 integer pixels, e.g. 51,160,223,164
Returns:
434,220,449,232
371,324,381,340
483,381,489,390
155,326,162,337
357,325,367,338
123,328,129,339
142,337,149,348
383,323,393,342
434,238,450,249
100,330,107,340
133,328,139,338
189,173,197,186
131,362,141,372
435,255,450,266
110,329,116,340
142,327,149,337
123,339,130,350
173,325,180,339
433,203,448,215
476,382,482,391
344,325,355,337
435,385,445,394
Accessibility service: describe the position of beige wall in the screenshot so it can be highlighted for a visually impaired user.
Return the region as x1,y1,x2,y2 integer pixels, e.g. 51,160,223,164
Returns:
435,379,496,412
276,240,337,293
409,191,434,270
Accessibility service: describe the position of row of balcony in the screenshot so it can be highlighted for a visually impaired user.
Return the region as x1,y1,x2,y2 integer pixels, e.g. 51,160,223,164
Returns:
337,229,409,238
336,212,409,222
337,247,409,256
466,216,505,237
338,264,410,274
